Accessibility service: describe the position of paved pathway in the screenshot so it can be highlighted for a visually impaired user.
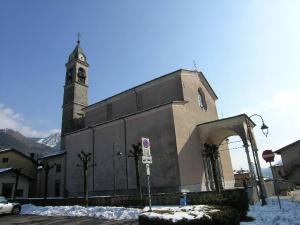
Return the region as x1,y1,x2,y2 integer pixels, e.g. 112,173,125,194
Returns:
0,215,138,225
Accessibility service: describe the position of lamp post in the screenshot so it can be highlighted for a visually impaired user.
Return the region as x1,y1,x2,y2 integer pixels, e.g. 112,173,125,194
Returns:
247,114,269,206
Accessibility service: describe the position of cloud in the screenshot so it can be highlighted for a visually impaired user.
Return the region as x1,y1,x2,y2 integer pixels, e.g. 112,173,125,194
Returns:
233,88,300,168
0,104,59,138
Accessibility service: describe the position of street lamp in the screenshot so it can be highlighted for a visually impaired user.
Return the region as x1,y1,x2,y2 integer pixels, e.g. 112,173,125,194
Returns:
247,114,269,206
250,114,269,137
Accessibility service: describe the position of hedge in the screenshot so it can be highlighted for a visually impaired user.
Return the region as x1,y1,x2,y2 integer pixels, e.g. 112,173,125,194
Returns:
139,205,240,225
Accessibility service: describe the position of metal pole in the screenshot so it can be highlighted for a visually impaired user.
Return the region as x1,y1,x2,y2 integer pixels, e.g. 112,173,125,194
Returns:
146,164,152,211
269,162,281,209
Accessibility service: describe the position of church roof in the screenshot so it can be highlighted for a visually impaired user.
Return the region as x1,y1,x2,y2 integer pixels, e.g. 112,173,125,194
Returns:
68,40,86,62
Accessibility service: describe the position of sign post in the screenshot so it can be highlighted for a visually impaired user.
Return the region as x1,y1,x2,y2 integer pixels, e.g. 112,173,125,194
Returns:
262,150,281,209
142,137,152,211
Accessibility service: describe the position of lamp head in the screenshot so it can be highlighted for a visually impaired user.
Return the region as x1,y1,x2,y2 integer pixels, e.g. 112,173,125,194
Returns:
261,122,269,137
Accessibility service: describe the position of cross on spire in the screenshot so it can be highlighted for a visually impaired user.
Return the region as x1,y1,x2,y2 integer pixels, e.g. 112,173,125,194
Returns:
77,33,81,44
193,60,198,72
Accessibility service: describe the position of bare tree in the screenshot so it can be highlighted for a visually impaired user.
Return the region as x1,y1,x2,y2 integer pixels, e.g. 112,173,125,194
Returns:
128,143,143,205
39,161,56,199
203,143,222,193
12,168,21,200
77,150,96,207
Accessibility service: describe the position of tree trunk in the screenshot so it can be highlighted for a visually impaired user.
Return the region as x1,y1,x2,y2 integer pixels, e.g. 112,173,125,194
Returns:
135,156,142,205
84,167,88,207
13,171,20,200
44,171,48,199
211,159,220,193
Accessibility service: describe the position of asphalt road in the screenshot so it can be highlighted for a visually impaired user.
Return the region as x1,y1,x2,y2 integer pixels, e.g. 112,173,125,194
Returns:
0,215,138,225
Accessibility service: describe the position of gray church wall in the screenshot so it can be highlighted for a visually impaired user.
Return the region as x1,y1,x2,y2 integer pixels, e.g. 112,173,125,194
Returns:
125,104,180,192
83,71,184,127
111,91,137,119
136,72,183,109
93,120,127,192
65,103,181,196
65,129,93,197
85,104,107,127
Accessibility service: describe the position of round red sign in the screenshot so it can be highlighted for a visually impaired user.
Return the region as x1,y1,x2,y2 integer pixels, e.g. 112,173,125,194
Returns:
262,150,275,163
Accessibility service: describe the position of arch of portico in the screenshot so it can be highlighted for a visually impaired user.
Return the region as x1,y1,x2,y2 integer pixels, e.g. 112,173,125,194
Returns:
197,114,264,203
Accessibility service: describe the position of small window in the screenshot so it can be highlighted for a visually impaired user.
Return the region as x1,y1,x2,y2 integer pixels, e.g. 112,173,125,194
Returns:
2,158,8,163
198,94,204,108
56,164,61,173
16,189,23,197
77,68,86,84
66,68,74,84
197,88,207,110
54,180,60,197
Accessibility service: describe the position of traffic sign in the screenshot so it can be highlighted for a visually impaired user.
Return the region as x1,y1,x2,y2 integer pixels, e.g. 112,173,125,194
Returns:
142,156,152,164
262,150,275,163
142,137,152,164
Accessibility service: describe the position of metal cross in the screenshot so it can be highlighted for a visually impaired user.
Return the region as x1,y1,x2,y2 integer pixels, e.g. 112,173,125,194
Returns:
193,60,198,71
77,33,81,44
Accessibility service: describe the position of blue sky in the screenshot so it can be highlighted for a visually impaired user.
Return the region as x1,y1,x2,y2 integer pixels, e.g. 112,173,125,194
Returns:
0,0,299,169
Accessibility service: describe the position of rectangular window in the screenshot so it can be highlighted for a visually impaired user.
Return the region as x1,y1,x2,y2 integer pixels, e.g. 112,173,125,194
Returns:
56,164,61,173
2,158,8,163
54,180,60,197
16,189,23,197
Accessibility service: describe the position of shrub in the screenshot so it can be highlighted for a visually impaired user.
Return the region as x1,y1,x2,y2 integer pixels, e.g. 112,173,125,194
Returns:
139,205,240,225
187,190,249,218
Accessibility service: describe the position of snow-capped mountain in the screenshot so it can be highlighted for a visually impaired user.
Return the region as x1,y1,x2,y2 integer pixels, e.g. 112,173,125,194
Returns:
0,128,53,157
38,132,61,149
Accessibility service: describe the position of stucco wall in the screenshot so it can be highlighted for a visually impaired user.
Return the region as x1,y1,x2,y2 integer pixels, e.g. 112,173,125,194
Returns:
0,151,36,179
0,172,30,198
279,141,300,185
172,70,233,191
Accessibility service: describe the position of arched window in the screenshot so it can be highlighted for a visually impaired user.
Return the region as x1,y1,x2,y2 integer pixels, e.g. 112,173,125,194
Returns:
78,68,86,84
197,88,207,110
66,68,73,84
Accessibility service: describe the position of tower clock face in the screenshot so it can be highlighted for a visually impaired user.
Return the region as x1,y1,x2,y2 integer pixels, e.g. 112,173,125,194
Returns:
79,54,85,61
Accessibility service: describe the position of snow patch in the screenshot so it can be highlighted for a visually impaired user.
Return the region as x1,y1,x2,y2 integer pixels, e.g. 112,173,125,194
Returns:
37,132,61,148
141,205,219,223
21,204,140,220
241,198,300,225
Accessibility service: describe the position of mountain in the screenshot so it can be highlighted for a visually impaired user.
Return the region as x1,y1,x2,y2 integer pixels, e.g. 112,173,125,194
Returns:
0,128,53,158
37,132,61,150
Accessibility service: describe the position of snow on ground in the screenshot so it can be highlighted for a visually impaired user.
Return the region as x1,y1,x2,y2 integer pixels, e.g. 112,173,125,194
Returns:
20,197,300,223
21,204,141,220
241,198,300,225
141,205,219,223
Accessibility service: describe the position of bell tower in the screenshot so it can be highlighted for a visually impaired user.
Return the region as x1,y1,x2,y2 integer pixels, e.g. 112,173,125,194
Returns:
61,38,89,148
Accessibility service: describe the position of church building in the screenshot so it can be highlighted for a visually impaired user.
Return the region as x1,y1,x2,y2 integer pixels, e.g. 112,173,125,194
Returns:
39,40,264,199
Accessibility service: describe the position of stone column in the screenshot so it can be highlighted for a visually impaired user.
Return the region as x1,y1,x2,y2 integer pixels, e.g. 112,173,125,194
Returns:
244,143,256,188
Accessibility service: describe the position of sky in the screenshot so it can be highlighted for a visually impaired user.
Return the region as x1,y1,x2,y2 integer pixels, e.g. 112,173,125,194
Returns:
0,0,299,169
